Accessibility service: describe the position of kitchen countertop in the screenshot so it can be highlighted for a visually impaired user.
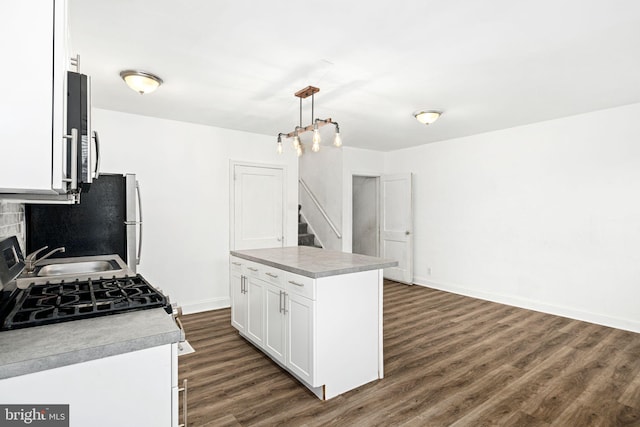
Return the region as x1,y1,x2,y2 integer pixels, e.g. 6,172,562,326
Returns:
230,246,398,278
0,308,181,380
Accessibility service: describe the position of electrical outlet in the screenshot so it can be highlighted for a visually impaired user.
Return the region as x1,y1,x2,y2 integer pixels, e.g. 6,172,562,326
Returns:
427,267,432,276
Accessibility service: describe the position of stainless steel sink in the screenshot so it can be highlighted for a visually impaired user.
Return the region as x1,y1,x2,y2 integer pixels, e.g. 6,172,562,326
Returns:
36,260,118,277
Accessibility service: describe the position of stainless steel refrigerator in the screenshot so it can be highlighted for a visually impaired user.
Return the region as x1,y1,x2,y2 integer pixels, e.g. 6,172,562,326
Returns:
25,173,142,272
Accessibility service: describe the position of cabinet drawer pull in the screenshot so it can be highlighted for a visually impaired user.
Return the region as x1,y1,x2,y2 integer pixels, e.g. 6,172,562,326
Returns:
178,378,188,427
247,267,259,272
288,280,304,287
232,262,242,266
266,272,278,278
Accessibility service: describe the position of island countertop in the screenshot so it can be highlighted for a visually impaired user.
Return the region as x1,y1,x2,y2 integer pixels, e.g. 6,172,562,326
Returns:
230,246,398,278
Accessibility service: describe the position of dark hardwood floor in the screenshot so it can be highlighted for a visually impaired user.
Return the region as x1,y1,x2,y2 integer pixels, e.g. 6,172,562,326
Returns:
178,280,640,426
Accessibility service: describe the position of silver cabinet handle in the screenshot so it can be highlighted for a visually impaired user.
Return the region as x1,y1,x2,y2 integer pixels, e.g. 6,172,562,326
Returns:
283,292,288,314
178,378,188,427
232,262,242,266
288,280,304,287
279,290,283,313
405,230,411,235
247,267,258,272
135,180,143,265
92,130,101,179
266,272,278,278
62,128,79,191
240,276,245,294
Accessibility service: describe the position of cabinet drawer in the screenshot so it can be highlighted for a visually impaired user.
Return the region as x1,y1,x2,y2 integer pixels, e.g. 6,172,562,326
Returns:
244,261,261,278
286,272,315,300
230,256,244,273
261,266,284,287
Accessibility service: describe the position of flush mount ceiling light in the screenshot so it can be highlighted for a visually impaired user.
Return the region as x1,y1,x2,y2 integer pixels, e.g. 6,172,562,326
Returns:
413,110,442,125
119,70,163,94
277,86,341,157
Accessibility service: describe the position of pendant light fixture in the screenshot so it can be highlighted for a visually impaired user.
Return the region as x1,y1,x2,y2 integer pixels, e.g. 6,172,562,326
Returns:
120,70,163,94
277,86,341,156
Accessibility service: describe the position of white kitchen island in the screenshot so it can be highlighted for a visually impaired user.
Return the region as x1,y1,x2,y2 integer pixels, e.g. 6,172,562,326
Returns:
229,246,397,400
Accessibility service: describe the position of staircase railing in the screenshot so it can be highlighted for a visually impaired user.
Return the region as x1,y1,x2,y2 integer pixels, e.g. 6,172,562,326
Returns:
299,178,342,239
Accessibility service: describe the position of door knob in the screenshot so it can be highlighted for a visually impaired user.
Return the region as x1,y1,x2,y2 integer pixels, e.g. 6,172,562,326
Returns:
405,231,411,235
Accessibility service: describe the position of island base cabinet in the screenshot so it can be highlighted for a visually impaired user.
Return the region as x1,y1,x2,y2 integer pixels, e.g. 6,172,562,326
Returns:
287,292,315,385
316,270,381,399
264,282,286,365
230,270,247,333
246,277,266,347
230,255,383,400
0,344,177,426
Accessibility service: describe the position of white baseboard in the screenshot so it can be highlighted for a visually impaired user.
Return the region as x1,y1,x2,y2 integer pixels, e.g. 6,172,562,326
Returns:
181,297,230,315
413,276,640,334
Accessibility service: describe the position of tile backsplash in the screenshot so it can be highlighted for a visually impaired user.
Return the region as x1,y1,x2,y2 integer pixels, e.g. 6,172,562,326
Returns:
0,201,26,254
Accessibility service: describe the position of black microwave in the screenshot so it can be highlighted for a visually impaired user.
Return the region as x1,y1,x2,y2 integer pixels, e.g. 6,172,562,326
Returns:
66,71,99,192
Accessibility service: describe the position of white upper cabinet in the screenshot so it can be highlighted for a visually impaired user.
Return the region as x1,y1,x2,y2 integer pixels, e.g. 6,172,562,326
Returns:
0,0,68,196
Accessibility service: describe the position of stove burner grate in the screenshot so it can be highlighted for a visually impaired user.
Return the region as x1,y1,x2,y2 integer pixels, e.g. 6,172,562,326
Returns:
1,275,170,330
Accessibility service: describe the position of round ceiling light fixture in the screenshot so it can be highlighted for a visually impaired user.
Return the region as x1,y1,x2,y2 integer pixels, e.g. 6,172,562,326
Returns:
120,70,163,94
413,110,442,125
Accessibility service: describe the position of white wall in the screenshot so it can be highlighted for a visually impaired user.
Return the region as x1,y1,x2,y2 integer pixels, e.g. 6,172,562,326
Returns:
385,102,640,332
93,109,298,313
298,138,343,250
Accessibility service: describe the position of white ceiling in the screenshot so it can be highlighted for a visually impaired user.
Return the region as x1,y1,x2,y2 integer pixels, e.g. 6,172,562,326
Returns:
70,0,640,151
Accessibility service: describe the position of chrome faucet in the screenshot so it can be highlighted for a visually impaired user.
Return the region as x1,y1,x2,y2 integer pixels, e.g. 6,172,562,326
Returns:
24,246,66,272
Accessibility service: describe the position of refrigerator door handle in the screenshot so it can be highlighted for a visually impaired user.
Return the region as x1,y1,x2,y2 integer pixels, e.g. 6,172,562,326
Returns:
135,180,143,265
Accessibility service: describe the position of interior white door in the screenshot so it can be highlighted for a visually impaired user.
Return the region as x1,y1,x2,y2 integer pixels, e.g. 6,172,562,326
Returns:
381,173,413,284
232,164,284,250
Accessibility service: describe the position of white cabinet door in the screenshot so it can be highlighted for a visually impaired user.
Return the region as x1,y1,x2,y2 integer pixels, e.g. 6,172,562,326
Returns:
264,282,286,364
0,0,67,194
230,270,247,333
287,292,315,385
246,276,266,347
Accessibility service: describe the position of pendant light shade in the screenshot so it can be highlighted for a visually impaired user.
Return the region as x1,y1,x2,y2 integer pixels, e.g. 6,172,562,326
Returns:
120,70,163,94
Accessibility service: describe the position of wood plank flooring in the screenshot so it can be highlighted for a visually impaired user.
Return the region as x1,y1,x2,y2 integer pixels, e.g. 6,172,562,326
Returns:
178,280,640,426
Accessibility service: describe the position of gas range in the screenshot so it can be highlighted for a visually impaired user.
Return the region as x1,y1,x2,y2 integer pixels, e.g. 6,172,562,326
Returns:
0,275,171,331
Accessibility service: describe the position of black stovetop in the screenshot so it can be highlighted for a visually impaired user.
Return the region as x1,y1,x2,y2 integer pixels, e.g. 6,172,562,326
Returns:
0,274,171,331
